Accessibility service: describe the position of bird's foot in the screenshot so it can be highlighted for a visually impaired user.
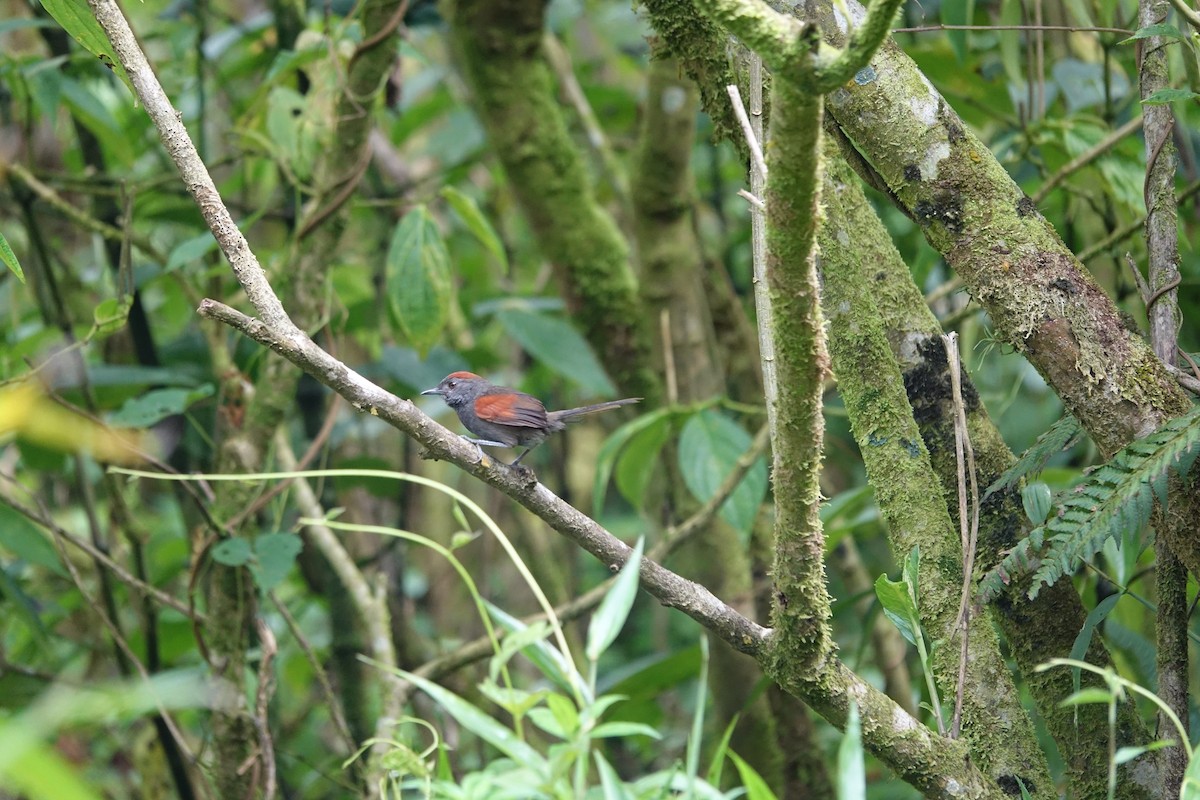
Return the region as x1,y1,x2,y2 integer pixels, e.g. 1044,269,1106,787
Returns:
509,463,537,484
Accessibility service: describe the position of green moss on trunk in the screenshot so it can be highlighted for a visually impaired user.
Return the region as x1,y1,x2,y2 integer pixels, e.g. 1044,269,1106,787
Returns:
446,0,658,400
819,150,1053,795
820,142,1156,800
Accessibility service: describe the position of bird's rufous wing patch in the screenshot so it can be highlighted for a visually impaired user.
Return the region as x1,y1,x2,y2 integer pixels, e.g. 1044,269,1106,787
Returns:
473,394,548,428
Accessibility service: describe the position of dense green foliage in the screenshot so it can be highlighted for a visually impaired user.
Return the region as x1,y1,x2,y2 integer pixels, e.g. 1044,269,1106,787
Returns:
2,0,1200,798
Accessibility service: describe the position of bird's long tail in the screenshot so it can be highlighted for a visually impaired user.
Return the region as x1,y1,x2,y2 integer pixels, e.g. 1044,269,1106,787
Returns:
553,397,641,422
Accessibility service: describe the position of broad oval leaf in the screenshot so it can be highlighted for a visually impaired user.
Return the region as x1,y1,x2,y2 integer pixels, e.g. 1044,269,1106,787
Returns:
212,538,252,567
110,385,215,428
874,573,918,647
253,532,302,591
592,407,675,517
614,416,672,511
1021,481,1052,525
92,297,132,339
676,409,767,537
495,309,615,396
387,206,453,357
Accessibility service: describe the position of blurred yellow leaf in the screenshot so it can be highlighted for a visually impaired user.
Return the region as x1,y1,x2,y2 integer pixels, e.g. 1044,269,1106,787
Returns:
0,382,148,465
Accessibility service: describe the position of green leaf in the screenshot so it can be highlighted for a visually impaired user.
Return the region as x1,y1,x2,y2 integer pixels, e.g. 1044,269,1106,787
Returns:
727,750,778,800
386,206,453,357
902,545,920,606
0,566,50,644
252,532,302,591
91,297,131,339
545,692,579,737
0,739,107,800
1120,23,1186,44
0,506,66,577
109,385,214,428
486,604,575,694
941,0,973,63
1115,740,1176,765
1069,593,1120,669
594,751,636,800
1141,88,1200,106
0,230,24,284
590,721,662,739
38,0,134,96
165,230,219,273
875,573,918,647
212,538,252,567
59,77,134,165
526,706,568,739
1182,745,1200,800
1021,481,1052,525
592,407,675,516
477,681,545,719
266,86,303,163
441,186,507,270
836,702,865,800
985,414,1082,499
495,309,615,396
394,669,545,766
1059,687,1115,706
613,417,671,512
676,409,768,537
586,537,643,661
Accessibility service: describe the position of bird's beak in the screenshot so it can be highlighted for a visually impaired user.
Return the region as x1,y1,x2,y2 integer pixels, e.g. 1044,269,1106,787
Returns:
420,387,443,396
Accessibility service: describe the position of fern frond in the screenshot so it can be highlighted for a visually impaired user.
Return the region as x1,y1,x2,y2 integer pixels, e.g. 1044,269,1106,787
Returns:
977,528,1043,603
984,414,1084,500
980,404,1200,603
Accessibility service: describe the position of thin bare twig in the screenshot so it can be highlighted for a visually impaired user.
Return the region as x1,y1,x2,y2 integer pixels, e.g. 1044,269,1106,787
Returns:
0,488,202,620
660,309,678,405
269,591,357,753
1166,0,1200,32
942,333,979,741
738,189,766,210
194,298,770,651
6,161,167,263
1165,364,1200,395
1080,179,1200,262
40,494,198,771
253,619,278,800
726,84,768,182
1033,116,1143,203
895,23,1135,35
273,429,405,755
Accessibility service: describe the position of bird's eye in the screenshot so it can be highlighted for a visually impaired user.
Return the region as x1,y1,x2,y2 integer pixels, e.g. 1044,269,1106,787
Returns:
447,380,456,388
